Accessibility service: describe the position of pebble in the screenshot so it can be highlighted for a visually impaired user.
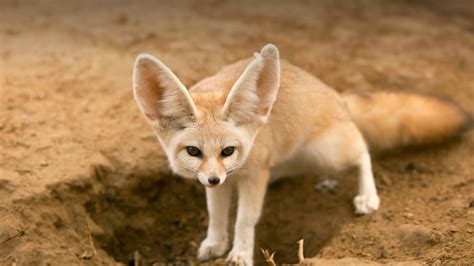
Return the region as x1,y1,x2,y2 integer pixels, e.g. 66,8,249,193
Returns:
188,241,197,248
380,174,392,186
383,212,393,221
115,14,129,25
405,162,416,172
315,178,339,192
78,250,93,260
396,224,437,246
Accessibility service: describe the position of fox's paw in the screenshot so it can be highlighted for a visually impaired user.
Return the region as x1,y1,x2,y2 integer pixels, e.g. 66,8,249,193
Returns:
353,194,380,215
226,247,253,266
197,238,228,261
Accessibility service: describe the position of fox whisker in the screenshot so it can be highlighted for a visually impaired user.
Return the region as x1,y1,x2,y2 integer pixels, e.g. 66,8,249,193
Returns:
226,164,243,176
181,165,199,175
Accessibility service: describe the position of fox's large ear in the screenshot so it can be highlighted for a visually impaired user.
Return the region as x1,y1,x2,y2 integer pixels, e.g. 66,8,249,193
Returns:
222,44,280,124
133,54,197,129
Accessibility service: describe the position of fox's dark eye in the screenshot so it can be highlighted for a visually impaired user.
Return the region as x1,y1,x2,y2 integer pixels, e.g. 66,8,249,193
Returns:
186,146,201,157
221,146,235,157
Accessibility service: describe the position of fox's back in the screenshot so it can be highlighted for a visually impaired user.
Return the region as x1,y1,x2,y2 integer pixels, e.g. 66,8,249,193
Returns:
190,59,351,166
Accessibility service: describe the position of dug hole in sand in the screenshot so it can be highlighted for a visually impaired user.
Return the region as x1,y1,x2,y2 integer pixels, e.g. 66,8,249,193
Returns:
1,0,473,265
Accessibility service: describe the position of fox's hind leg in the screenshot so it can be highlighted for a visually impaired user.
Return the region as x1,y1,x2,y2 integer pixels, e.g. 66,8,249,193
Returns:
307,121,380,214
353,150,380,214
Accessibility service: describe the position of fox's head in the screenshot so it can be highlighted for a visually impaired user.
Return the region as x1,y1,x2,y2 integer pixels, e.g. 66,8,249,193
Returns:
133,44,280,187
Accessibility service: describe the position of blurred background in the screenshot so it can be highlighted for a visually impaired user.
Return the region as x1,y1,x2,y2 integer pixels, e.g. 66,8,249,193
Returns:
1,0,473,265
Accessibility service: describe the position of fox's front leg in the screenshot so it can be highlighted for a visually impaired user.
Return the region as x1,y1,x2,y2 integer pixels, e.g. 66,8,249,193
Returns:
227,170,269,266
198,182,232,260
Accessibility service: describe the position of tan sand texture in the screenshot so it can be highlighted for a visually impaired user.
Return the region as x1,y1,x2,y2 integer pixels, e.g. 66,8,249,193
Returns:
1,0,473,264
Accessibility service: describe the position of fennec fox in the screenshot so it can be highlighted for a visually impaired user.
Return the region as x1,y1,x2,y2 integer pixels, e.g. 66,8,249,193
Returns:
132,44,469,265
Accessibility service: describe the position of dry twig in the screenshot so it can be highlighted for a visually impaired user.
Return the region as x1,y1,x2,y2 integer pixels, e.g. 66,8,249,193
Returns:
0,230,25,245
297,239,305,263
85,220,97,256
260,248,276,266
134,250,142,266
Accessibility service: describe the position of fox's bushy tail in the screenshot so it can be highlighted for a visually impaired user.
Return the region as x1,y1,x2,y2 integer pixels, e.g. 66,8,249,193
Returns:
343,91,471,152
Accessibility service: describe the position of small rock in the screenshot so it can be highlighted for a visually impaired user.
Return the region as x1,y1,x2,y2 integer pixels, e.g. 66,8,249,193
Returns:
115,14,129,25
383,212,393,221
396,224,437,246
21,114,29,122
315,178,339,192
78,250,94,260
405,162,416,172
5,29,21,35
380,174,392,186
214,258,226,264
5,124,15,133
40,161,48,167
376,248,386,259
189,241,197,248
469,200,474,208
105,187,118,201
453,180,467,187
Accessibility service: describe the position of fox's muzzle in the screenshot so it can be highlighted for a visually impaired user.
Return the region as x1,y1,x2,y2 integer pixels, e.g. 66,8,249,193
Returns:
197,172,227,187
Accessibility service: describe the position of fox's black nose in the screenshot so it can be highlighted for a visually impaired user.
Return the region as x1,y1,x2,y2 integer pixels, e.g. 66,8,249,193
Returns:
208,176,220,185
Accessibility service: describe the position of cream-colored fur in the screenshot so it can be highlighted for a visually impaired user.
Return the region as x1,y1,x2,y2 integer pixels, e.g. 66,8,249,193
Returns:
132,44,468,265
343,91,468,152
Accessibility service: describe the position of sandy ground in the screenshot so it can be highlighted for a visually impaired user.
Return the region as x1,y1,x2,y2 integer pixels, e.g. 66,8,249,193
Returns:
1,0,473,265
